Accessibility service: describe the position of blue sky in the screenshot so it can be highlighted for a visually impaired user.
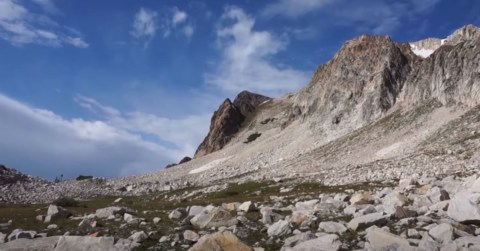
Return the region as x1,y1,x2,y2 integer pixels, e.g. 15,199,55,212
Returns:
0,0,479,179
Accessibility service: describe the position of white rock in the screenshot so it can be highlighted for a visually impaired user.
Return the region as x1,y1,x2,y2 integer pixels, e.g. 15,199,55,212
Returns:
188,206,205,217
428,223,453,243
168,208,186,220
190,206,238,229
183,230,200,242
95,207,128,219
159,236,169,243
153,217,161,224
290,211,316,228
418,232,440,250
350,193,374,205
47,224,58,230
123,213,134,222
295,200,319,211
7,229,37,241
398,178,416,190
291,234,341,251
447,191,480,223
283,231,316,248
54,236,116,251
318,221,347,234
381,191,408,215
45,205,70,223
365,226,410,250
128,231,148,243
238,201,256,212
347,213,388,231
0,236,59,250
0,232,6,244
260,207,284,225
267,220,292,237
113,198,122,203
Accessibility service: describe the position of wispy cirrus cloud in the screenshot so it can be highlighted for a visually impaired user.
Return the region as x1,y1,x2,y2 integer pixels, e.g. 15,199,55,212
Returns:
262,0,334,18
131,6,194,45
131,7,158,40
205,6,309,96
262,0,443,34
0,0,88,48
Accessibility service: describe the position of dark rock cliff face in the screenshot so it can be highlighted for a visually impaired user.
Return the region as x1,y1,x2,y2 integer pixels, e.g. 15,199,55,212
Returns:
194,99,245,158
194,91,271,158
233,91,271,117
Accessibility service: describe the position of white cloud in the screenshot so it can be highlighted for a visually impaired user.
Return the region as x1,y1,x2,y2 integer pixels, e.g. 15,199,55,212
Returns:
0,0,88,47
131,8,157,39
74,95,211,162
205,6,309,96
262,0,334,18
172,8,187,26
131,7,194,43
0,93,180,178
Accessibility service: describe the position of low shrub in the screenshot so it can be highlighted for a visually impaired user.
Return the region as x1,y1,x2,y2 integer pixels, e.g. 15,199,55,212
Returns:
244,132,261,143
53,196,79,207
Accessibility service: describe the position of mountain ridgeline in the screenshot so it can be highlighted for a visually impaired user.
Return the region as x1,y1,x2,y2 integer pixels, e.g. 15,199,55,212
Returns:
194,24,480,158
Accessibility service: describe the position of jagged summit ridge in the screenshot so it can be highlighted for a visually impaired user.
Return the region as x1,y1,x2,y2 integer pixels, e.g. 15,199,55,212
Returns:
410,24,480,58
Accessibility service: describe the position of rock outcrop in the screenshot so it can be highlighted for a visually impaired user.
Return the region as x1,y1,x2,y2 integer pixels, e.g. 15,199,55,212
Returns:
194,99,245,158
194,91,271,158
232,90,271,117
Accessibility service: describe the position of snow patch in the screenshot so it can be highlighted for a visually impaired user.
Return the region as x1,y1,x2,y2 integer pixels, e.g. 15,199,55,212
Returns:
189,157,231,174
410,43,435,58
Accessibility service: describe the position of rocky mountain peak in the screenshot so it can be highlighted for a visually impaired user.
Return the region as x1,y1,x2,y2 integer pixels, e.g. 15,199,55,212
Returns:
410,24,480,58
293,34,410,134
194,91,271,158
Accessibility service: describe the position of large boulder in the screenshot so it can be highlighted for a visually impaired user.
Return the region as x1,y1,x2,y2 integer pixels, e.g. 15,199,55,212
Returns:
188,230,252,251
53,236,126,251
428,223,453,243
267,220,292,237
95,207,132,219
447,191,480,223
350,193,375,205
128,231,148,243
45,205,71,223
365,226,410,250
190,206,238,229
0,236,60,251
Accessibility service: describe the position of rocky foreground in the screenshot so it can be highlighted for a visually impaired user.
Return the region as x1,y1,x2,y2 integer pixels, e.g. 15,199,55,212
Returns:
2,171,480,250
